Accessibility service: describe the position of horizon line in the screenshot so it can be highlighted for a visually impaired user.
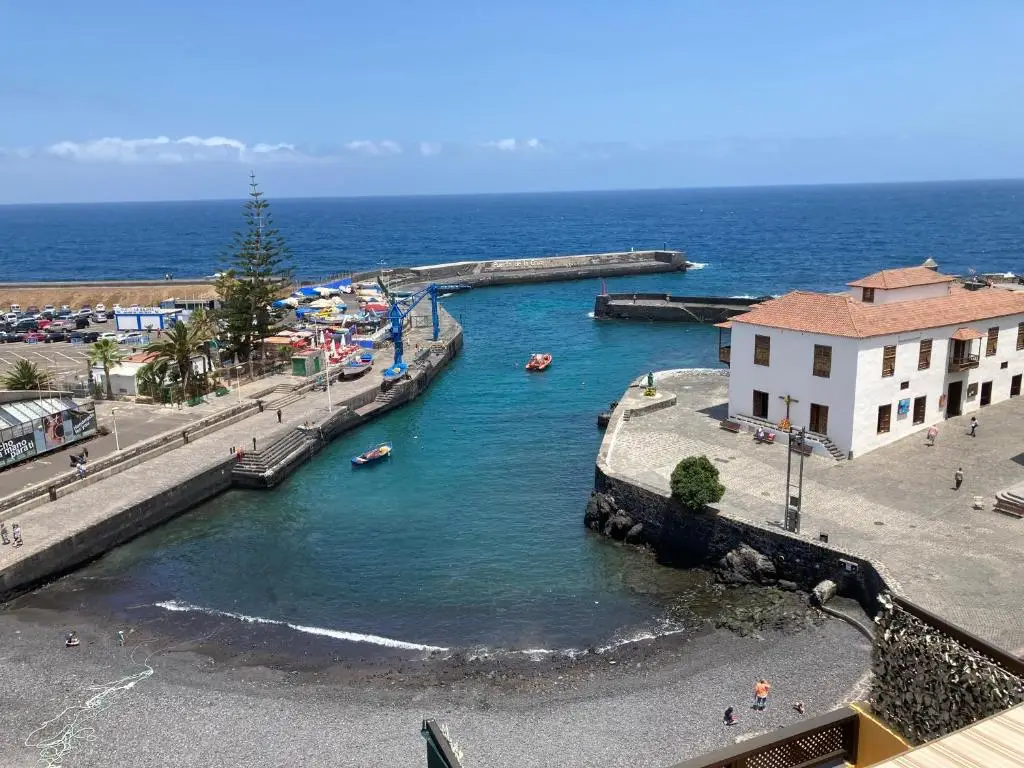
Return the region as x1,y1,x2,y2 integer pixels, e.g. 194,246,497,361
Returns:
1,176,1022,208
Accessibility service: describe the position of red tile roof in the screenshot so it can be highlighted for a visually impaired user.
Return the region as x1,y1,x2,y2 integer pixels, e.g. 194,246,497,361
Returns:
950,327,984,341
847,266,954,290
730,285,1024,339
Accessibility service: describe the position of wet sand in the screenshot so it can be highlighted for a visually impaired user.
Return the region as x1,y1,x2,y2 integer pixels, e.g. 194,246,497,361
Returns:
0,595,872,768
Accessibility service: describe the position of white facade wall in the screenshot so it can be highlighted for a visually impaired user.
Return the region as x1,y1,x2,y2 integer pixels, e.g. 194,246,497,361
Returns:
727,324,860,453
847,283,950,305
851,315,1024,456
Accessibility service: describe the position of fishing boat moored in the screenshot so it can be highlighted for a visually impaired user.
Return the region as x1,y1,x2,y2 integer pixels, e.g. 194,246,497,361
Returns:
351,443,392,467
525,353,553,372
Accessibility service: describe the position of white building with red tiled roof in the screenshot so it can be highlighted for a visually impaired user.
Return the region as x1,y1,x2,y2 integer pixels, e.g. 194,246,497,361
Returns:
719,264,1024,458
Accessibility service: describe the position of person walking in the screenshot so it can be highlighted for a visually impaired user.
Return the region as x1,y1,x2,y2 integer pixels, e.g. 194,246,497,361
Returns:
276,408,282,423
0,521,9,545
969,416,978,437
252,436,257,452
954,467,964,490
12,523,23,547
83,446,89,459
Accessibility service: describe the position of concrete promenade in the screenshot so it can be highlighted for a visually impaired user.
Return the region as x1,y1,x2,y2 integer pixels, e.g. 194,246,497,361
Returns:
601,370,1024,654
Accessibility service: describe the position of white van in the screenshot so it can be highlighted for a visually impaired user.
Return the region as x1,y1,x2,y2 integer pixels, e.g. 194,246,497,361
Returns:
10,304,20,313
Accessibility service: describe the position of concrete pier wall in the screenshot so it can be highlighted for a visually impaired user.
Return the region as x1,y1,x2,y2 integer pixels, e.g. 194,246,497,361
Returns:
231,315,464,489
0,458,235,599
594,293,762,322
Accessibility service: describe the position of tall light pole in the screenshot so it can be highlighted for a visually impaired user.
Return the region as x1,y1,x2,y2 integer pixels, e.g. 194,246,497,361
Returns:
110,407,121,451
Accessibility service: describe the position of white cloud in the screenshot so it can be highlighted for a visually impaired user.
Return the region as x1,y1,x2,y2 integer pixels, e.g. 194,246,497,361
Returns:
45,135,304,163
482,138,546,152
345,139,402,156
419,141,442,157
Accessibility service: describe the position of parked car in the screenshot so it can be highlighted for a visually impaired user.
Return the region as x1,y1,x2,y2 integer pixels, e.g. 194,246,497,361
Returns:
44,331,67,343
4,332,24,343
15,319,38,332
26,305,39,314
82,331,100,342
93,312,107,323
95,303,106,313
24,331,46,343
3,312,17,324
99,331,119,341
37,318,52,329
74,316,91,329
78,307,93,317
43,304,55,313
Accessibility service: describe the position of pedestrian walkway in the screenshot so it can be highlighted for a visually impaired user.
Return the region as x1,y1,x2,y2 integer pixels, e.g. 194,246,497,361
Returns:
604,371,1024,654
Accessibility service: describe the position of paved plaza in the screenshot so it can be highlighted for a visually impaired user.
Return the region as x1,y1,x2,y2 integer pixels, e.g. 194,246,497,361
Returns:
604,371,1024,654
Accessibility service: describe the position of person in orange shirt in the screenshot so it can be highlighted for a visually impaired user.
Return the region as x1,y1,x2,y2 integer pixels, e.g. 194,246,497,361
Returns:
752,679,771,710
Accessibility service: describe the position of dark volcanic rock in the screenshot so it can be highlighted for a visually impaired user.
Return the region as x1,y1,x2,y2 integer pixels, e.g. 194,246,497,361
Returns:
624,523,644,545
604,513,635,540
584,491,617,532
715,543,777,586
777,579,800,592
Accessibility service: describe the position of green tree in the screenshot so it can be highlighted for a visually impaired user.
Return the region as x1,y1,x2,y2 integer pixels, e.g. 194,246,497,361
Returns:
188,306,220,371
1,359,52,391
670,455,725,511
136,360,170,400
88,339,124,399
147,320,207,399
217,173,292,360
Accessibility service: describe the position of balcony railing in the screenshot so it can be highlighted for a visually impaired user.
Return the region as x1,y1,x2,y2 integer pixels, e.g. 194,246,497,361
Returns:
669,707,859,768
947,354,980,373
719,345,731,365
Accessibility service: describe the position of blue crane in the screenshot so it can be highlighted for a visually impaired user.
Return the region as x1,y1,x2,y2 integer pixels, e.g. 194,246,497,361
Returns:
378,282,440,381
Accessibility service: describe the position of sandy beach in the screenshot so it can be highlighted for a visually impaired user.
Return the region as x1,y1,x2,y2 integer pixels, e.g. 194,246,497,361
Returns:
0,598,871,768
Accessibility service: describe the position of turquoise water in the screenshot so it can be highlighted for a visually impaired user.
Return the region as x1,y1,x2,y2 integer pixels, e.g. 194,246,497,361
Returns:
82,272,723,651
11,182,1024,652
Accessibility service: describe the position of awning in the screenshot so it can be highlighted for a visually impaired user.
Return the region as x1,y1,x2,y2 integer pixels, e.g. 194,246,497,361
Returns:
951,327,984,341
0,397,79,428
714,320,733,329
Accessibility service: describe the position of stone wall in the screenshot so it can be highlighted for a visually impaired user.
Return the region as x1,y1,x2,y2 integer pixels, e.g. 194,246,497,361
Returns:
592,467,890,614
871,594,1024,745
0,458,235,600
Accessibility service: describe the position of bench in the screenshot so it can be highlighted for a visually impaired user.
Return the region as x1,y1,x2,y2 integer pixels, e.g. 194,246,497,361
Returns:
719,419,743,433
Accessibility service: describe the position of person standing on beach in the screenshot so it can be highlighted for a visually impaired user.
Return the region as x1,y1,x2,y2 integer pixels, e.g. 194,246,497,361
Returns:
752,679,770,710
955,467,964,490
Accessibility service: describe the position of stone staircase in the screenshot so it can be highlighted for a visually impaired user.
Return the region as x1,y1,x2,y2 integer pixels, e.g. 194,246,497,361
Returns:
231,429,314,482
993,488,1024,519
373,384,402,406
732,414,847,461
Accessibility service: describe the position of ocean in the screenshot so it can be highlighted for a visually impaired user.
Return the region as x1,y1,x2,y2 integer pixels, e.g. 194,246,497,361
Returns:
4,181,1023,655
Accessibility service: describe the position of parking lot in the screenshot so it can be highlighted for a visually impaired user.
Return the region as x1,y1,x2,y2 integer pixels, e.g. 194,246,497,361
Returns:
0,341,97,387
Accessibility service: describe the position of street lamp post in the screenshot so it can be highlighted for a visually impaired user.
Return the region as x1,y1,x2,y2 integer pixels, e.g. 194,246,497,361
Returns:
110,407,121,451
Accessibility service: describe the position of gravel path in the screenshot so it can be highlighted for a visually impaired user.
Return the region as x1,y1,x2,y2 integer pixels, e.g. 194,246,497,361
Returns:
0,610,870,768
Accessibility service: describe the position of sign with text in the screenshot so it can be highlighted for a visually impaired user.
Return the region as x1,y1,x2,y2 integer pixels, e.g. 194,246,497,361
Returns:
0,435,37,468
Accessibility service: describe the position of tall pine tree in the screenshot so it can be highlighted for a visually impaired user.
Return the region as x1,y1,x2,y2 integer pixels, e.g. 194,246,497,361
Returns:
218,173,292,359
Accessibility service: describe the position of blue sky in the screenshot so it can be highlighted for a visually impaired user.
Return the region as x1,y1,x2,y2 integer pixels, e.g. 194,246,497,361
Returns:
2,1,1023,203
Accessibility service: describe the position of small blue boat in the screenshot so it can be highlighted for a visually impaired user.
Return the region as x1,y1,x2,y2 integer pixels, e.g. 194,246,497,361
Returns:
351,443,392,467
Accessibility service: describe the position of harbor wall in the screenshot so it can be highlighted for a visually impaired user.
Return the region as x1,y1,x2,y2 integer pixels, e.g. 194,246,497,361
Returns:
0,458,235,600
335,251,688,290
594,293,762,322
232,315,464,489
592,464,891,615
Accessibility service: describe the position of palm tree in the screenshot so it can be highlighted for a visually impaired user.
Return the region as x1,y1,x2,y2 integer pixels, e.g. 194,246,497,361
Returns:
88,339,124,400
136,360,169,400
147,320,206,399
2,360,52,391
188,307,219,372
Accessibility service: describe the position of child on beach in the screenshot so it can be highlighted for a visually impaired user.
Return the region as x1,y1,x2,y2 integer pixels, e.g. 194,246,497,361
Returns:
12,523,22,547
723,707,738,726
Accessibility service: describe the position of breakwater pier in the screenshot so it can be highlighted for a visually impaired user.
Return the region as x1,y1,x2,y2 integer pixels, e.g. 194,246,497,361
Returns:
594,292,763,322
